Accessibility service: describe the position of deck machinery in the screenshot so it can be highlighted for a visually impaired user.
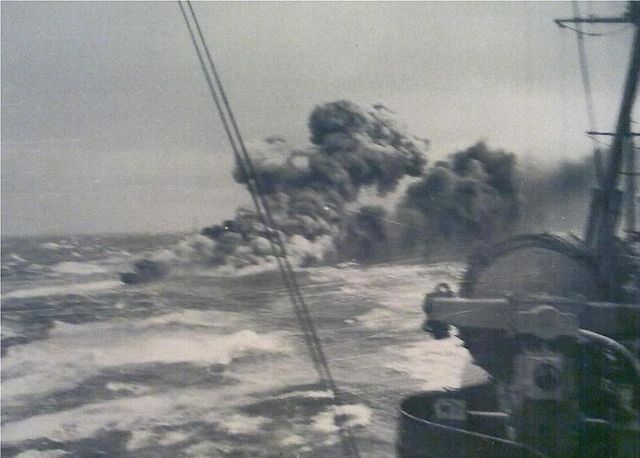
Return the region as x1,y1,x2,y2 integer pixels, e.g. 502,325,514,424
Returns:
397,4,640,458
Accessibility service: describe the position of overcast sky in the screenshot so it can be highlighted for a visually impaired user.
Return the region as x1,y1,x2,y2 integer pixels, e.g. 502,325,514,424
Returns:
2,1,636,236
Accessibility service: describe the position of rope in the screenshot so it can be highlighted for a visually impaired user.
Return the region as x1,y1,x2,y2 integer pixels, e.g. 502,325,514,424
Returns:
177,2,360,456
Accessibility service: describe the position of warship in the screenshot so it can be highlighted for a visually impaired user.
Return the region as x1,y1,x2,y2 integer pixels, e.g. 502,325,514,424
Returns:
397,3,640,457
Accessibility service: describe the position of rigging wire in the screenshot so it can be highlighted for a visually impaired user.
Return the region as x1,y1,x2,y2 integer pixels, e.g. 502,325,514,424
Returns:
177,2,360,456
558,23,632,37
567,1,607,187
571,1,598,135
180,0,331,402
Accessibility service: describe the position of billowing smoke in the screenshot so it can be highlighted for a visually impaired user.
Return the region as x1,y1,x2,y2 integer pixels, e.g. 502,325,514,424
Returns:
518,155,595,233
219,100,428,266
394,144,597,258
122,100,599,283
396,142,520,257
234,101,427,200
336,205,391,263
122,101,429,282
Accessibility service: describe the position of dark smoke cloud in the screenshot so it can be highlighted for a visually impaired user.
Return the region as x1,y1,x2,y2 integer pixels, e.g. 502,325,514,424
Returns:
122,100,598,282
235,101,427,201
336,205,390,262
394,144,596,257
122,101,429,280
397,142,520,254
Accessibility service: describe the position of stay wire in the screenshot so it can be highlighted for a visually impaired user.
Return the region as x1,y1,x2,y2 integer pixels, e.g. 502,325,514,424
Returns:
183,0,345,408
180,0,329,391
178,0,319,385
178,3,360,456
177,0,326,393
568,1,606,186
571,1,598,135
182,7,361,456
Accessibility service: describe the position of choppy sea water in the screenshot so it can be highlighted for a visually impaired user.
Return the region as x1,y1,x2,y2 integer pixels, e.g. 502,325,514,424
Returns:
1,234,483,457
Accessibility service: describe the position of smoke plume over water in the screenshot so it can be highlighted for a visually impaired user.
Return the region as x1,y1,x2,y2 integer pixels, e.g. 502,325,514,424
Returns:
124,100,597,280
397,142,520,257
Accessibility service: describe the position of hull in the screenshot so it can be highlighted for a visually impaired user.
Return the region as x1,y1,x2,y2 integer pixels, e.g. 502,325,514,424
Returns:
397,384,640,458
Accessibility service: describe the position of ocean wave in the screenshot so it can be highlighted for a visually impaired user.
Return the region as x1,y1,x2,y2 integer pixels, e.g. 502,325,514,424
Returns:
105,382,151,395
2,316,292,399
127,429,193,451
7,253,28,263
280,434,306,446
181,261,280,278
40,242,75,250
1,321,23,339
204,412,271,435
311,403,373,434
51,261,107,275
383,337,487,390
15,449,69,458
2,388,277,446
3,280,121,299
2,393,190,444
142,309,245,329
273,389,334,400
308,262,463,331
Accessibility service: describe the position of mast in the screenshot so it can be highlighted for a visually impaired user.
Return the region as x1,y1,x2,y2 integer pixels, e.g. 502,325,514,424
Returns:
557,3,640,297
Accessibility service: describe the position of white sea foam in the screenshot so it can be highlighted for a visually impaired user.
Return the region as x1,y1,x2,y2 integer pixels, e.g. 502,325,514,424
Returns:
143,309,245,329
3,389,275,446
127,429,192,451
126,430,155,451
51,261,107,275
204,413,271,435
3,280,121,299
105,382,151,395
310,263,463,331
3,393,186,444
184,441,232,456
159,431,190,446
274,389,334,400
6,339,311,447
8,253,28,263
384,336,487,390
356,307,405,330
2,315,292,399
40,242,75,250
1,322,22,339
190,260,279,278
311,403,373,434
3,261,472,453
15,450,69,458
40,242,61,250
280,434,306,446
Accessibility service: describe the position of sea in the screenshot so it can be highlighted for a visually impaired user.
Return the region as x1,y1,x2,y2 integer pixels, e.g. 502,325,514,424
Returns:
1,233,484,457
